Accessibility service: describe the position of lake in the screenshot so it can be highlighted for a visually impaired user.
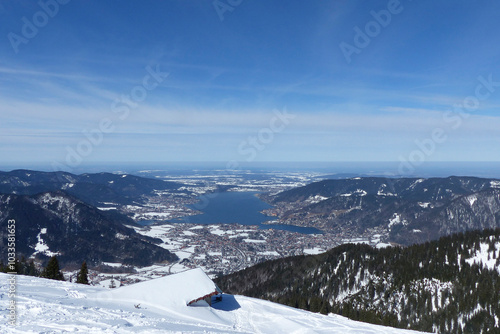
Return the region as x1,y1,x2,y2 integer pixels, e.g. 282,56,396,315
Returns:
172,191,322,235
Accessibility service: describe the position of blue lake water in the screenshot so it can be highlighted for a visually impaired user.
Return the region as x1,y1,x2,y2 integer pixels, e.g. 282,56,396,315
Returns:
172,191,322,235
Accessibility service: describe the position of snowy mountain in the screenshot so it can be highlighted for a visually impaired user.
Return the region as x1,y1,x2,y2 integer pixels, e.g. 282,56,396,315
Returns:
0,272,425,334
262,176,500,244
0,169,184,206
0,192,177,266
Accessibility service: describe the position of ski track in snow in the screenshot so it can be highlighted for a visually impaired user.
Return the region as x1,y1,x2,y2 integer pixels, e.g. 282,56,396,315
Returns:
0,273,425,334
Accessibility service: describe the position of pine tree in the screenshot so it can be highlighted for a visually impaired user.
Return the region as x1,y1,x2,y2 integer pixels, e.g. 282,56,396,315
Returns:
309,296,321,312
319,301,330,315
76,261,89,285
24,259,39,276
41,256,65,281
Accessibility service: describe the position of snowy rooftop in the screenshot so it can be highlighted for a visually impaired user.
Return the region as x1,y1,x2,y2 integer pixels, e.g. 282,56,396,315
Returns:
104,268,221,307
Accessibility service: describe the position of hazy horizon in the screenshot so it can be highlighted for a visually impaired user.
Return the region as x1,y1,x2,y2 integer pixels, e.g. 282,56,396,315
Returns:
2,161,500,179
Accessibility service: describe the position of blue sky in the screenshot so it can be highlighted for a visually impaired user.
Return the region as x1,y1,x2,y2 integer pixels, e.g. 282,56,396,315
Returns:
1,0,500,170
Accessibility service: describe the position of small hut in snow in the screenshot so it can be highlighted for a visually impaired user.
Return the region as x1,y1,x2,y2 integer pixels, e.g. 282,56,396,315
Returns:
105,268,222,308
181,268,223,306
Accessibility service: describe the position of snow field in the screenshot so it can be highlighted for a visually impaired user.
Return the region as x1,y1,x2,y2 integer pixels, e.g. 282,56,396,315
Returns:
0,273,426,334
465,240,500,274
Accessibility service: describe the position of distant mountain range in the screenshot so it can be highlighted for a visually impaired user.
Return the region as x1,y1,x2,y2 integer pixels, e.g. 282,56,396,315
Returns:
262,176,500,244
0,169,184,206
0,191,177,267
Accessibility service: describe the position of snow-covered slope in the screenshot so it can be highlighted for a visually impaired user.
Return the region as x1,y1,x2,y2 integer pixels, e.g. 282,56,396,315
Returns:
0,273,425,334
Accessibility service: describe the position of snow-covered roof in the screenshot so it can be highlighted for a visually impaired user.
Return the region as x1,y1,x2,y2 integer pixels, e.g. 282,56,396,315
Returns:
104,268,221,308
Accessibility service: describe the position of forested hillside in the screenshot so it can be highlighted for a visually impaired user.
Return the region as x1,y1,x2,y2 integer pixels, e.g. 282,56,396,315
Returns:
216,228,500,333
0,192,178,266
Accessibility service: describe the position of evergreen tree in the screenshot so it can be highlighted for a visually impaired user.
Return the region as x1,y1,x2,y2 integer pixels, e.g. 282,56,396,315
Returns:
41,256,65,281
309,296,322,312
76,261,89,285
319,301,330,315
26,259,38,276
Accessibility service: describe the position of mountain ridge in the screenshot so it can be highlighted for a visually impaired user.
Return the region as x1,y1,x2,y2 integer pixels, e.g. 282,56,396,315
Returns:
0,191,178,267
0,169,184,207
261,176,500,244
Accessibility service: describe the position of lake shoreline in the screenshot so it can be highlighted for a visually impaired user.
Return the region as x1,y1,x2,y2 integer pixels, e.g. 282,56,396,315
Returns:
158,191,323,235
